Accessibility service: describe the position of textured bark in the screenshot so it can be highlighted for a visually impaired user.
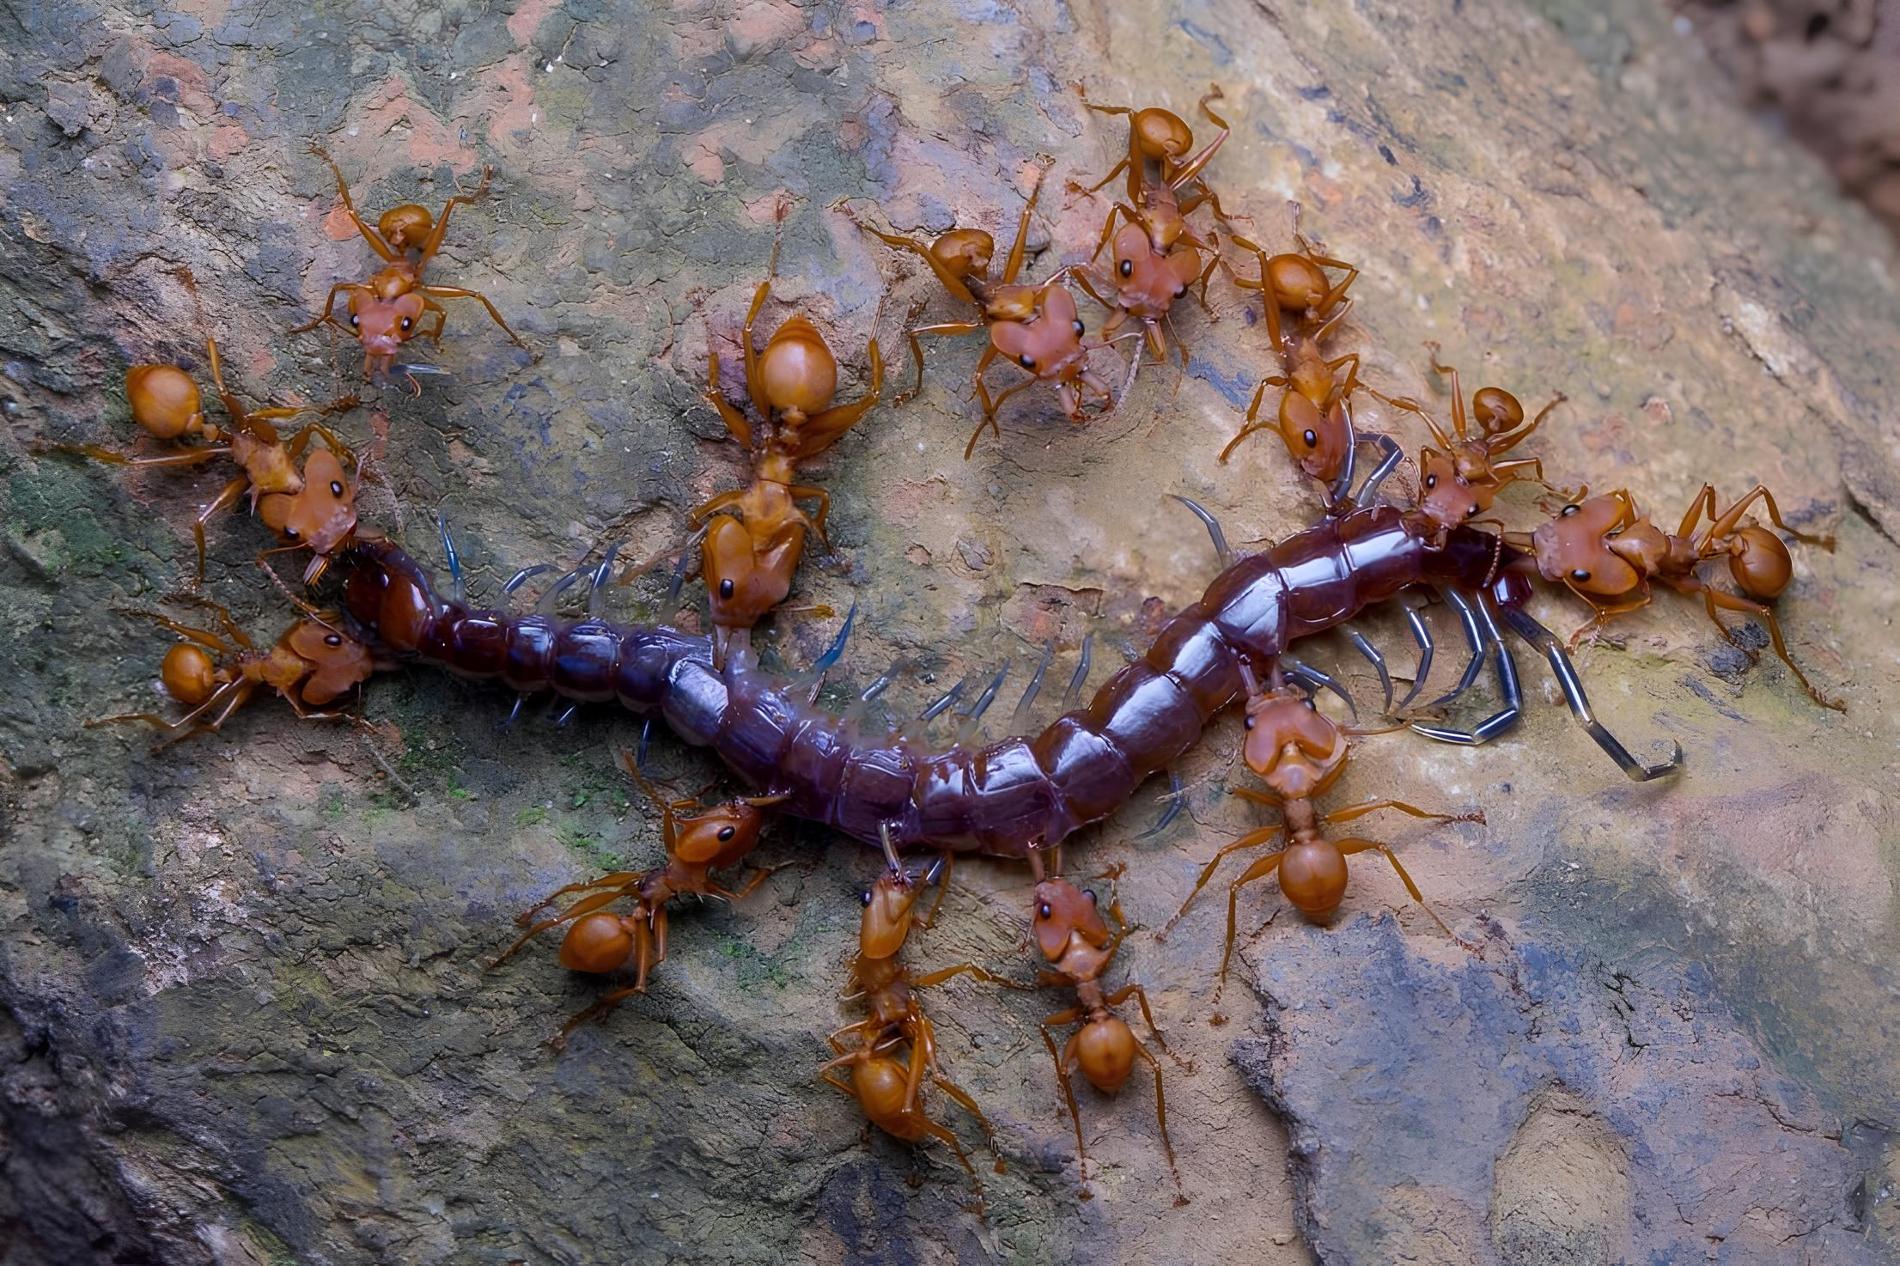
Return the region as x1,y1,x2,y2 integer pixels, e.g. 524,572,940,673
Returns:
2,0,1898,1263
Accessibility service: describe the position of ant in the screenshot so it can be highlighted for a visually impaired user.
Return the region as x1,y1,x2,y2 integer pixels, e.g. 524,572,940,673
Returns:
1027,856,1187,1205
1518,485,1843,710
1370,343,1568,540
1073,83,1241,257
40,336,359,581
489,752,787,1049
821,828,1010,1194
839,163,1123,457
1160,658,1483,1003
695,204,882,664
293,145,533,380
89,600,376,744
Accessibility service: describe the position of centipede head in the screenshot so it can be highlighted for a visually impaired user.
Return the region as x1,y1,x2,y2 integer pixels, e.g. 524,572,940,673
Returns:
125,364,206,440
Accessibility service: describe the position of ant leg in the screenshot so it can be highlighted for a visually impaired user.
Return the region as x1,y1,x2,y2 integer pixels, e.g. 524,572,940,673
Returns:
489,888,638,968
308,145,398,260
967,376,1035,459
191,476,252,580
1161,822,1283,937
1334,838,1465,943
1218,378,1282,464
1412,595,1523,746
686,489,745,526
548,984,647,1051
1323,798,1483,825
784,484,832,544
37,443,229,470
290,283,366,336
1218,851,1287,990
1039,1023,1093,1198
916,1117,982,1184
911,962,1031,990
800,338,884,456
702,351,755,450
1701,585,1844,711
895,321,984,406
931,1076,1006,1172
1002,155,1054,284
1129,1037,1188,1204
416,165,495,264
419,286,532,354
1497,604,1684,779
740,277,773,417
1710,484,1836,552
113,610,241,654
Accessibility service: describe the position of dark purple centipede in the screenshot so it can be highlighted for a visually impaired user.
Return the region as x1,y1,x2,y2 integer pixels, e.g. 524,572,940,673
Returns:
339,502,1674,860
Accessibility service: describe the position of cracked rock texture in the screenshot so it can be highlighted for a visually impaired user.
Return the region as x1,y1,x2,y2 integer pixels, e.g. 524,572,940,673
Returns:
2,0,1899,1264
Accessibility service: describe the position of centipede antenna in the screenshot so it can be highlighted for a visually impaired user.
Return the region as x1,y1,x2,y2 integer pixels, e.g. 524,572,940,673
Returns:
1281,655,1359,723
1429,588,1491,708
1411,593,1522,745
437,514,467,606
1346,628,1394,717
918,674,970,723
1009,638,1059,731
1354,432,1404,507
552,703,580,727
537,568,586,615
1394,602,1436,711
587,544,622,619
1499,605,1683,781
1169,495,1233,566
955,661,1013,745
1137,769,1186,839
504,563,555,596
807,603,858,704
1061,634,1095,710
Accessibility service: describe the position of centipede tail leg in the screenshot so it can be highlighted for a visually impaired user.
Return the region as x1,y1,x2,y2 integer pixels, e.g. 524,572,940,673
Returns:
1497,605,1684,781
1410,593,1523,745
1428,587,1492,708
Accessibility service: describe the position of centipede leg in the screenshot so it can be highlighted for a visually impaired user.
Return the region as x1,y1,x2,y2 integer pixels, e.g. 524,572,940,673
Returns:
1353,432,1404,507
1345,629,1394,717
955,661,1012,745
1411,594,1523,745
436,514,467,606
1280,655,1359,724
917,674,969,723
588,544,621,619
503,563,555,601
1169,494,1233,567
1137,769,1186,839
1394,600,1435,711
1497,605,1684,781
1427,588,1491,708
1062,634,1095,709
536,567,586,615
1008,638,1057,732
806,602,858,704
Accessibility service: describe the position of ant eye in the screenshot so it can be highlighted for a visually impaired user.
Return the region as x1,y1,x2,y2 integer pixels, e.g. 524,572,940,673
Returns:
1018,355,1035,370
1072,320,1085,337
1174,284,1188,299
324,633,342,646
330,480,345,496
348,314,359,328
1305,697,1318,710
1571,568,1591,582
718,578,735,599
1085,889,1098,904
400,317,413,331
1118,259,1133,278
1561,504,1580,517
283,526,300,540
1037,902,1052,920
1243,715,1254,729
1302,429,1318,448
1425,474,1437,489
1466,505,1479,518
861,890,873,906
716,825,736,842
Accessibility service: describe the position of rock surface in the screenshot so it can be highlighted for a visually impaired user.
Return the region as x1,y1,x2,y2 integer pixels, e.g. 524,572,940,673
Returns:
2,0,1899,1264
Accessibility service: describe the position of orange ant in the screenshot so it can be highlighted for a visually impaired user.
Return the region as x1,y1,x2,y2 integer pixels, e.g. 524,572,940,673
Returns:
294,145,533,379
1517,486,1843,710
820,828,1011,1193
40,338,359,581
88,600,376,744
490,752,787,1048
1024,857,1187,1204
838,163,1124,457
1370,343,1568,540
694,207,882,664
1074,83,1241,256
1160,659,1483,1001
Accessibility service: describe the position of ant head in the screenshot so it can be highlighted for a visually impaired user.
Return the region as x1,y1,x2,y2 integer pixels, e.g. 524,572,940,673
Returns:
376,203,436,253
701,515,800,636
1130,106,1193,163
759,316,840,422
348,290,428,374
1417,449,1487,531
932,228,995,281
1242,686,1344,794
989,285,1084,381
260,448,359,559
859,862,931,961
1031,877,1108,961
283,620,373,706
1265,252,1330,315
1111,222,1153,284
125,364,205,440
558,912,637,974
1471,386,1525,435
1073,1013,1137,1093
1727,525,1794,600
1277,392,1349,482
672,800,771,867
1531,495,1644,598
160,643,221,706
